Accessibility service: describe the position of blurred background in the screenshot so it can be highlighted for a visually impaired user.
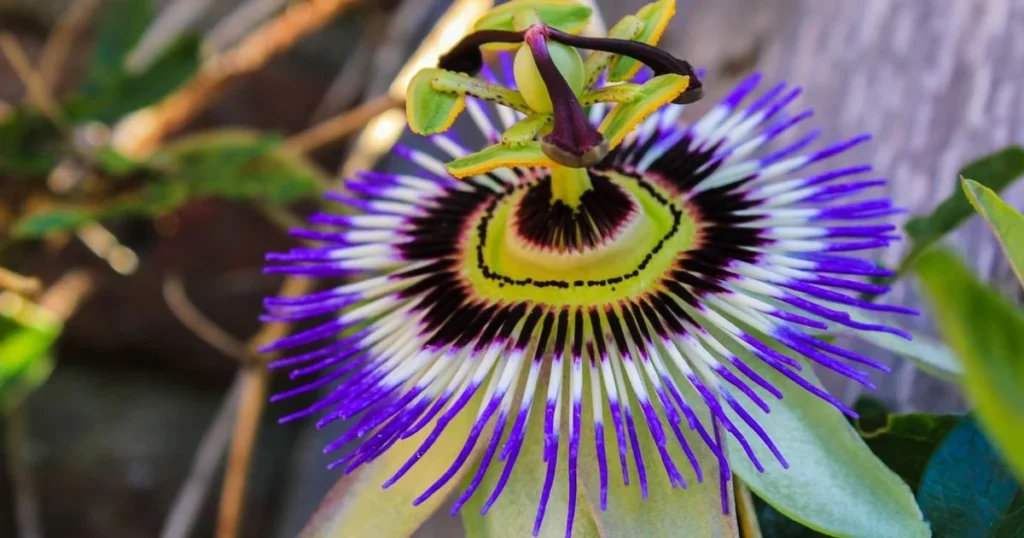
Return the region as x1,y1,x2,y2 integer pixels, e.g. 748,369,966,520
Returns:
0,0,1021,537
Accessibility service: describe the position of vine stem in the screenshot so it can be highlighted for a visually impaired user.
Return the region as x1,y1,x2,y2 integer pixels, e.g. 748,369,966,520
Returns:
113,0,366,159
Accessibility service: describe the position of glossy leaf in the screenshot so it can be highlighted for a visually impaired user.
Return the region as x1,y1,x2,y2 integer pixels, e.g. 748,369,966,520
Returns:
607,0,676,82
963,178,1024,289
598,74,689,149
406,69,466,135
474,0,593,34
916,248,1024,484
298,396,483,538
855,410,960,492
720,340,929,537
917,417,1024,538
902,146,1024,272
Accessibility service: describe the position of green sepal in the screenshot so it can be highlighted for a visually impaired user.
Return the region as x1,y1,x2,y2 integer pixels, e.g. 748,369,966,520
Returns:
406,68,467,135
598,74,689,149
581,83,644,105
501,114,552,146
446,142,555,179
474,0,593,34
607,0,677,82
584,15,644,88
429,70,533,114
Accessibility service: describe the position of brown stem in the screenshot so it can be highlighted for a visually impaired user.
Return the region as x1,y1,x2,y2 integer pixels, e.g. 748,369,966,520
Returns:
160,373,244,538
214,366,269,538
0,33,64,125
3,407,44,538
163,275,252,364
288,94,403,154
39,0,101,91
113,0,366,159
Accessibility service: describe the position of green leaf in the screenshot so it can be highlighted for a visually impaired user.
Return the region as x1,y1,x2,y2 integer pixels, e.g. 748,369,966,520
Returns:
12,130,326,238
607,0,676,82
474,0,593,34
753,495,828,538
68,35,201,122
916,248,1024,484
406,68,466,135
80,0,154,92
917,417,1024,538
855,410,961,492
0,108,62,177
721,351,929,537
13,208,96,238
599,75,690,150
902,146,1024,272
157,129,327,203
0,299,61,407
298,393,484,538
963,178,1024,290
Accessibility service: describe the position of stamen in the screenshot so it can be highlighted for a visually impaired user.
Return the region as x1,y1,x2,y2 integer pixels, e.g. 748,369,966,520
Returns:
546,28,704,104
523,26,608,168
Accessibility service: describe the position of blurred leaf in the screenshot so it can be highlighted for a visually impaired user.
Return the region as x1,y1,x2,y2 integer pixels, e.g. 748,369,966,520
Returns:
12,130,325,238
68,35,201,123
858,325,962,383
721,342,929,538
474,0,593,33
963,178,1024,289
298,392,483,537
0,108,62,177
13,208,96,238
0,300,61,407
917,417,1024,538
79,0,153,91
902,146,1024,272
159,129,326,202
607,0,675,81
916,248,1024,484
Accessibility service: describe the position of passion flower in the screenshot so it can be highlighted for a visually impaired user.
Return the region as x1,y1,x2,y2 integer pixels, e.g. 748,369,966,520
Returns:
261,1,911,536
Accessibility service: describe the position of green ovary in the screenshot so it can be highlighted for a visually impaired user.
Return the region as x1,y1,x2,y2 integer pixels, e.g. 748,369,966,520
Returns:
461,171,700,307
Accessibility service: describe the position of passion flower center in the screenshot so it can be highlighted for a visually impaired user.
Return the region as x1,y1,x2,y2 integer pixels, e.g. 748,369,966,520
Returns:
461,170,700,307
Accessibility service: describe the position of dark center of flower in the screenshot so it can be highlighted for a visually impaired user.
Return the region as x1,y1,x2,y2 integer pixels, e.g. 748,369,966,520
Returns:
514,171,636,252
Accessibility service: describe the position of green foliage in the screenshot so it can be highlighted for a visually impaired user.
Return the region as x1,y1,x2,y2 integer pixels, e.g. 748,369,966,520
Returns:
917,417,1024,538
721,347,928,537
916,248,1024,484
0,109,62,177
13,130,326,238
902,146,1024,272
854,408,961,492
0,300,61,408
65,0,201,123
963,178,1024,289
